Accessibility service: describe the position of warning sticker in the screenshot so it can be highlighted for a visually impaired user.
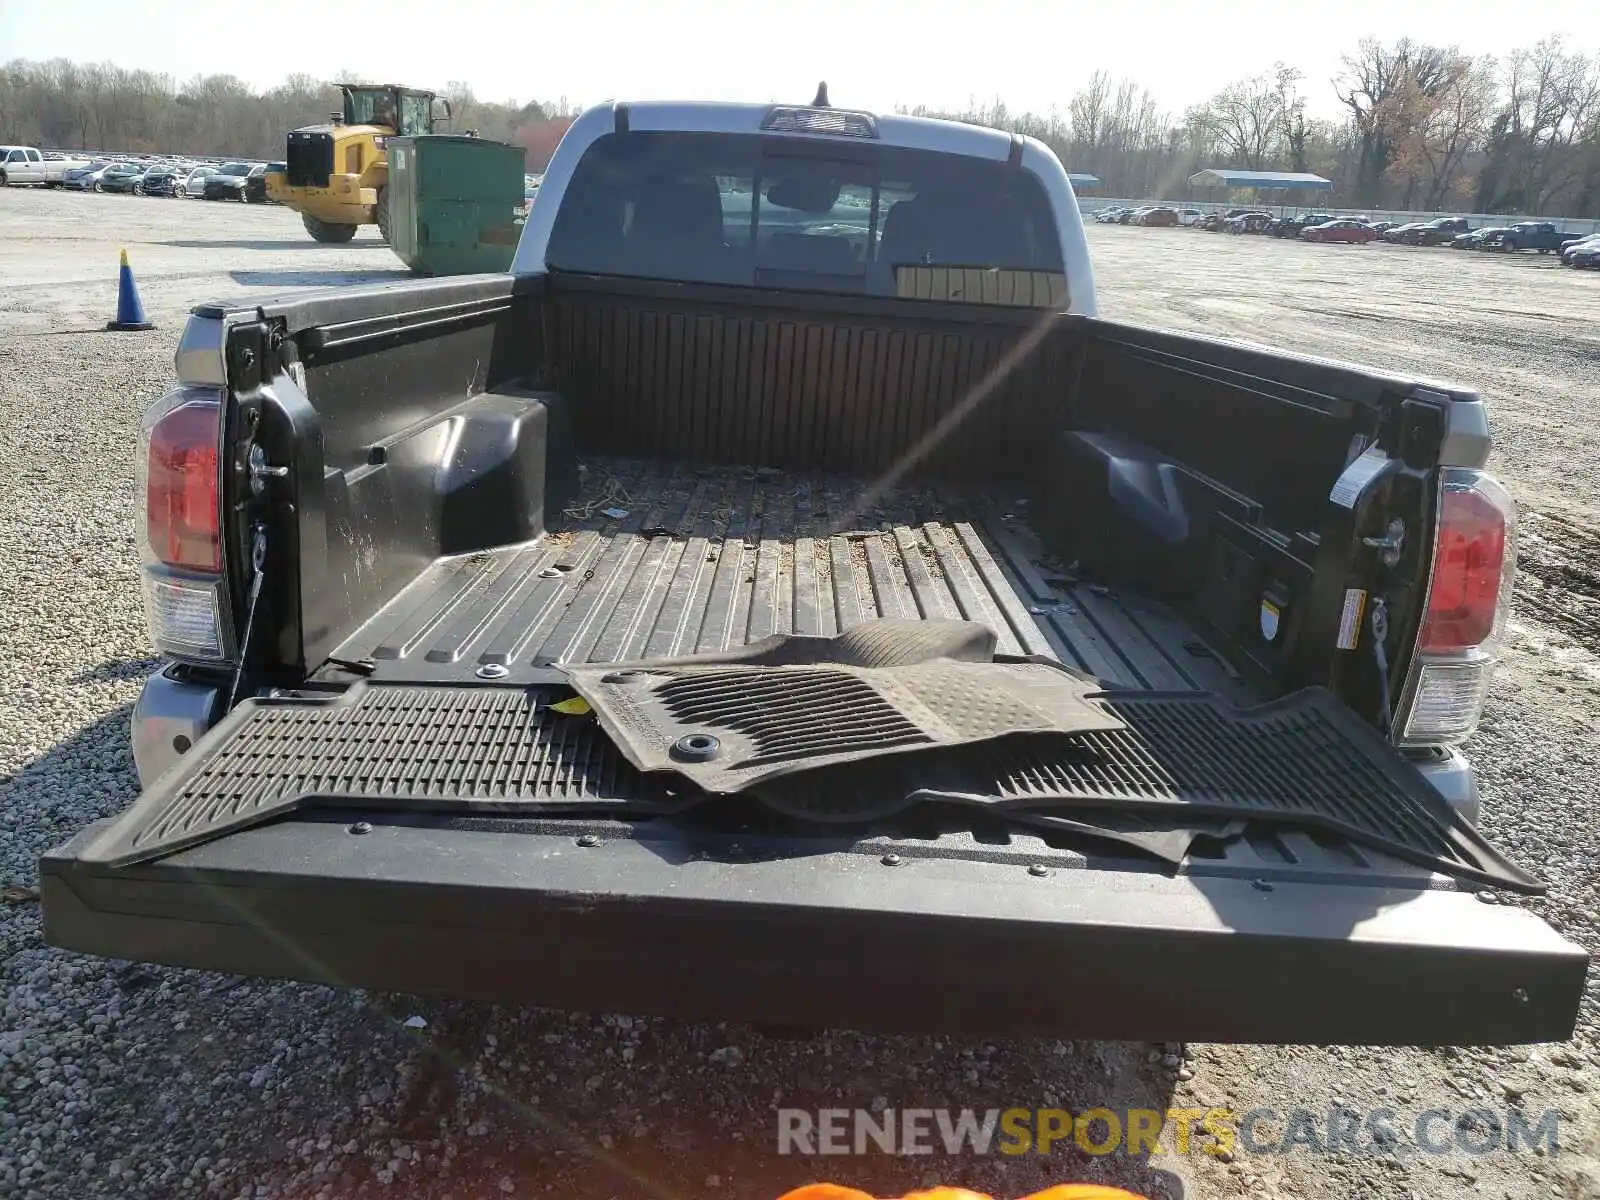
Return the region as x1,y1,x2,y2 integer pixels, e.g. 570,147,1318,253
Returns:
1336,588,1367,650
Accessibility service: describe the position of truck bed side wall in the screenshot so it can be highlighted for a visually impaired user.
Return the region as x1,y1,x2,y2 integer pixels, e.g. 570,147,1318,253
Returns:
256,276,552,670
1052,321,1440,696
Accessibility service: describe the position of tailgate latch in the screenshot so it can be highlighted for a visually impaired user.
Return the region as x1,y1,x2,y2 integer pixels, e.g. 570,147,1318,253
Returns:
1362,518,1406,567
247,443,289,496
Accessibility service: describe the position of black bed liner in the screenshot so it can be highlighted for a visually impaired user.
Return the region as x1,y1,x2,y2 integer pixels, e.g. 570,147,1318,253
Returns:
331,457,1256,699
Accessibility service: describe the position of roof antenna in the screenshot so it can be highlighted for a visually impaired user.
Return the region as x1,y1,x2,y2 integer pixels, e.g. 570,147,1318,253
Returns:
812,81,830,108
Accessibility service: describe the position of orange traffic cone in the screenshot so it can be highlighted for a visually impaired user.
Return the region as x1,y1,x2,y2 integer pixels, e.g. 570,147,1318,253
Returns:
107,248,155,331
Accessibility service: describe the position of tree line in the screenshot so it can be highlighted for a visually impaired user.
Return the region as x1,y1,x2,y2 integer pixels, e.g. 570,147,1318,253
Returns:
0,59,578,170
908,36,1600,215
5,40,1598,215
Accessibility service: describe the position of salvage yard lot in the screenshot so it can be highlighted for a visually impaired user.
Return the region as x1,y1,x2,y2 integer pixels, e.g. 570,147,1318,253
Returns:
1,188,1597,1200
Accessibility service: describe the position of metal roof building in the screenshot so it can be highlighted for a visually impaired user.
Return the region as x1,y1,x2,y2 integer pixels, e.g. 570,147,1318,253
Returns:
1188,169,1332,189
1067,173,1100,189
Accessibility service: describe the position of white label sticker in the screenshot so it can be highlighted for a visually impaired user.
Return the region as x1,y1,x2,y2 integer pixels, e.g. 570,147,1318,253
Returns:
1336,588,1367,650
1330,446,1389,509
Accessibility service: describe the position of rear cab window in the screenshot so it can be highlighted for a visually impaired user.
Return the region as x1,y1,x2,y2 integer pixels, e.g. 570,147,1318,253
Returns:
546,131,1067,307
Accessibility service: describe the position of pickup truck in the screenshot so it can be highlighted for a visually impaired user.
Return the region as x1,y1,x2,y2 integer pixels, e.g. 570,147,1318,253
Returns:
42,95,1588,1045
1497,222,1574,254
0,145,90,187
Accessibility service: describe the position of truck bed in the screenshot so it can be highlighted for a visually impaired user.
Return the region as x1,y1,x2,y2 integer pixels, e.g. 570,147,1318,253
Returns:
332,457,1256,700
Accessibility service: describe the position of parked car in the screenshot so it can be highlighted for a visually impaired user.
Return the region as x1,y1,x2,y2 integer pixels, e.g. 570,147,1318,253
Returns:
1119,206,1154,225
1271,213,1338,239
1405,218,1472,246
1225,211,1272,234
1175,208,1205,226
203,161,255,201
1366,221,1400,235
136,163,188,197
243,163,270,204
1563,235,1600,268
42,94,1583,1050
0,145,91,186
1201,210,1254,231
96,163,148,194
1450,227,1509,250
61,160,114,190
180,164,218,198
1136,206,1179,227
1301,219,1377,244
1498,222,1568,254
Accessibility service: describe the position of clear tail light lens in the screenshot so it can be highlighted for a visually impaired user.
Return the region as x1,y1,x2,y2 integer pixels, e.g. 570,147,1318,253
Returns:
143,575,228,660
1403,655,1496,745
1400,469,1515,747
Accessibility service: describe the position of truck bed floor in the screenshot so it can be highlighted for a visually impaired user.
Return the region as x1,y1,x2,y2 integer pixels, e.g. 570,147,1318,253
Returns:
334,458,1253,698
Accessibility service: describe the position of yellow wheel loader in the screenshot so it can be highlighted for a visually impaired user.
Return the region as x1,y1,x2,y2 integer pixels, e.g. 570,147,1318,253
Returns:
265,83,451,243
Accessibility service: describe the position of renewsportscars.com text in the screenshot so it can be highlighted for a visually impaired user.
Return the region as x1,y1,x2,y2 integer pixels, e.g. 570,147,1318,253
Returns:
776,1107,1562,1158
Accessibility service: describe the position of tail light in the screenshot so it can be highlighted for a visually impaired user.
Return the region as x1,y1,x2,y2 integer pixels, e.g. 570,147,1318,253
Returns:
1398,469,1515,746
137,387,233,662
143,394,221,571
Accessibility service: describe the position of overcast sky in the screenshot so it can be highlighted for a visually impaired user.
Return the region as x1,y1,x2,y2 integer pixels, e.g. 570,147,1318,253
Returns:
3,0,1597,122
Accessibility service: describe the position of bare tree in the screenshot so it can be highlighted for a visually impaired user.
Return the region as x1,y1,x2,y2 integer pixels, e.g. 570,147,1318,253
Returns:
1337,38,1463,205
1381,52,1493,209
1188,70,1289,169
1276,65,1310,172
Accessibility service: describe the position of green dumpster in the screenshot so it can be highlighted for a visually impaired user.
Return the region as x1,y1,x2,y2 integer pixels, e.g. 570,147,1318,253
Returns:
386,135,526,275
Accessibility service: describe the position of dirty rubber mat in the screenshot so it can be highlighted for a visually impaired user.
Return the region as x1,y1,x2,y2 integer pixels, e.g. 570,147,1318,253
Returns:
751,689,1544,894
565,623,1126,792
77,685,695,868
594,618,1003,669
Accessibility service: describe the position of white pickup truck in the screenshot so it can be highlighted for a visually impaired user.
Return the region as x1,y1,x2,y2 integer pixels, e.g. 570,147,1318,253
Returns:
0,145,91,187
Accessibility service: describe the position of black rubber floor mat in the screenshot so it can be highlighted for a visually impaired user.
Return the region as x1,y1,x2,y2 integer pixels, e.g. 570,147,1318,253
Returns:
751,689,1544,894
566,645,1126,793
78,684,689,868
597,618,1000,669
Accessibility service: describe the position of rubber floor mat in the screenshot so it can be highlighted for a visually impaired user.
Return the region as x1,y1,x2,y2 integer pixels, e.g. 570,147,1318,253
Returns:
78,685,691,868
595,618,1001,669
750,689,1544,894
565,626,1126,793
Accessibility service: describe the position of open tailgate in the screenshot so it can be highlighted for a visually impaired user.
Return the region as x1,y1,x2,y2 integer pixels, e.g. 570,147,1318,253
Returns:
41,680,1589,1045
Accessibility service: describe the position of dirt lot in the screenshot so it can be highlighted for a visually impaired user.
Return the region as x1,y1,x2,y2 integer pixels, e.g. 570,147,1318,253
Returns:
1,189,1597,1200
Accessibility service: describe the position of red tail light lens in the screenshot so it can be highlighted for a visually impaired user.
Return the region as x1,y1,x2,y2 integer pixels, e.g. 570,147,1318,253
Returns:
1419,471,1514,653
144,396,222,573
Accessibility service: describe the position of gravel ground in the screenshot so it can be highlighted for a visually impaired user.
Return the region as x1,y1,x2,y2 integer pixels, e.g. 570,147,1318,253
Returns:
1,189,1597,1200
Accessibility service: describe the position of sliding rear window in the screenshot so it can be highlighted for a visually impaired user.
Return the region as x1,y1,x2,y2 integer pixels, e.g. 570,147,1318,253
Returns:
545,131,1067,307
